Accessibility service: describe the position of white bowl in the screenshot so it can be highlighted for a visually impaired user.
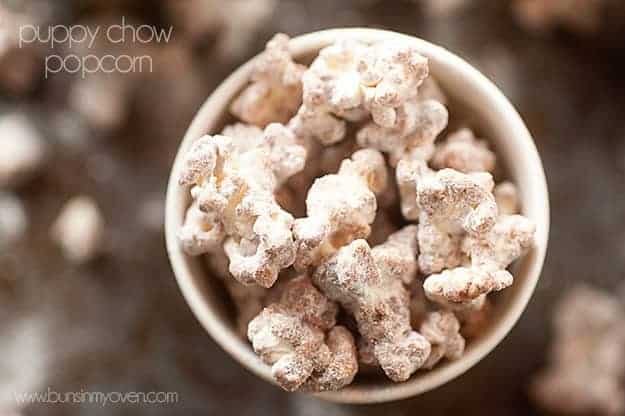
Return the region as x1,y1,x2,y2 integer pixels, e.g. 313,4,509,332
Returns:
165,28,550,404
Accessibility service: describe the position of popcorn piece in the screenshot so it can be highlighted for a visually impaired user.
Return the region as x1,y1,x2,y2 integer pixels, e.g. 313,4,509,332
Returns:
357,99,449,166
289,105,348,147
248,276,356,391
292,39,430,146
0,113,46,187
313,239,431,382
431,128,496,173
288,39,367,145
464,214,536,276
178,201,225,256
231,34,305,127
178,124,306,287
221,196,295,287
293,149,387,270
417,212,465,275
0,193,27,247
531,285,625,416
419,310,465,369
424,214,535,304
300,326,359,392
178,136,219,187
494,181,520,215
262,123,308,185
407,168,497,275
417,168,498,236
423,267,511,305
51,196,105,264
356,41,429,128
371,225,419,285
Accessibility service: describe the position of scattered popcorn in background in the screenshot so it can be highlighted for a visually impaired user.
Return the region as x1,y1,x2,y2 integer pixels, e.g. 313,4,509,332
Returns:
51,196,105,264
531,285,625,416
0,113,46,187
0,192,27,247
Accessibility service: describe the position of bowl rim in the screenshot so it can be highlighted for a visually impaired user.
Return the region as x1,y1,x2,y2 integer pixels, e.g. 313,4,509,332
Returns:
165,28,550,404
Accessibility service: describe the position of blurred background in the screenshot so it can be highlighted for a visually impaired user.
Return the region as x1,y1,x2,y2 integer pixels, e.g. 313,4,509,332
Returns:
1,0,625,415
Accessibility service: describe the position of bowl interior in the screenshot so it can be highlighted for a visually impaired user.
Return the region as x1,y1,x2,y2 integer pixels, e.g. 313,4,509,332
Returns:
165,28,549,404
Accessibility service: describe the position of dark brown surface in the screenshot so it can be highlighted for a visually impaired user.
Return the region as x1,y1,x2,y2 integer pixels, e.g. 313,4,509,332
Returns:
3,1,625,415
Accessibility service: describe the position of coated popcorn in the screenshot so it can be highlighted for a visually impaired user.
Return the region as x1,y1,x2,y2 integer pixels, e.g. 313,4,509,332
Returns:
178,35,537,391
231,34,305,127
292,149,387,271
247,276,357,392
431,128,496,173
178,124,306,287
291,38,430,146
419,310,465,369
313,239,430,382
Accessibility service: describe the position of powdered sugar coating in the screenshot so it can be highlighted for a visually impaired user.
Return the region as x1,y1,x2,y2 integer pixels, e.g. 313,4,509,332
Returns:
424,214,535,305
300,326,359,392
313,239,431,382
357,99,448,166
417,212,465,275
178,126,306,287
231,34,305,127
178,200,225,255
371,225,419,285
176,35,539,389
248,276,357,392
417,168,498,236
431,128,496,173
423,267,512,305
419,310,465,369
291,39,430,146
292,149,387,270
463,214,536,274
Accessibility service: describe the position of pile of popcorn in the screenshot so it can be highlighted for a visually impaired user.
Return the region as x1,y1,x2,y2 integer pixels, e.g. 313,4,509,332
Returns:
177,34,536,392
